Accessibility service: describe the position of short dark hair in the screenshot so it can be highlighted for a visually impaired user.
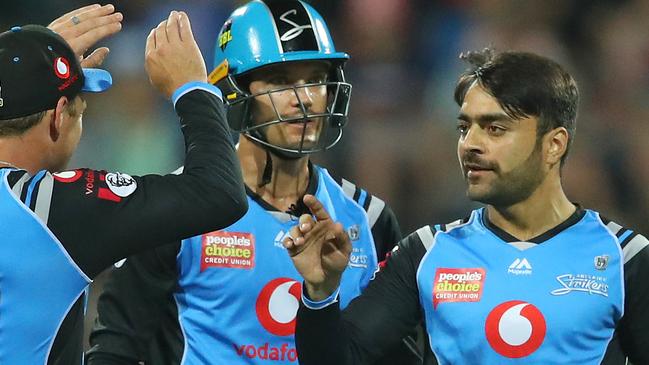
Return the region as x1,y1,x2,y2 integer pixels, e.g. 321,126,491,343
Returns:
454,49,579,165
0,111,46,137
0,96,80,137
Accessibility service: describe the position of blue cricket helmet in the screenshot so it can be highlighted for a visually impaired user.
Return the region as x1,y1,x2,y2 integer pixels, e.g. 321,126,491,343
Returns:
210,0,352,156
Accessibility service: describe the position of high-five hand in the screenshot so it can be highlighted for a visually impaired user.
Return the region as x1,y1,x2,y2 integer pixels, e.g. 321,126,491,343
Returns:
144,11,207,99
284,194,352,301
48,4,123,68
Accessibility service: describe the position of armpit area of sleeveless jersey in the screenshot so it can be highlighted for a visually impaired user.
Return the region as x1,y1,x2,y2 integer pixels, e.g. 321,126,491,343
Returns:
0,169,90,364
416,208,624,365
174,166,379,364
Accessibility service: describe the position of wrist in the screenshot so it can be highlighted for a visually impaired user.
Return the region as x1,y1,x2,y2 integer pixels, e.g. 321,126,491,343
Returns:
302,283,340,310
304,281,339,302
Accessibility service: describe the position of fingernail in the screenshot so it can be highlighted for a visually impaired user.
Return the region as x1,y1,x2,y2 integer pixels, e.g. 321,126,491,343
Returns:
300,223,308,230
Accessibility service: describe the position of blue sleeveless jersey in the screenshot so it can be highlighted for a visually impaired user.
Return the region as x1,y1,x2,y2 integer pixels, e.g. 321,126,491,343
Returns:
0,169,90,364
174,166,379,364
417,208,624,364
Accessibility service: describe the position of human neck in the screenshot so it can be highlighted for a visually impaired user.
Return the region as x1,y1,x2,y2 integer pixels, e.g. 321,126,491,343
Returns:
0,134,48,175
237,137,310,212
485,173,575,242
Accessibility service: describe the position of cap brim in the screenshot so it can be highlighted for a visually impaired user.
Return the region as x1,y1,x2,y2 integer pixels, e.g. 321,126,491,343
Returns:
82,68,112,92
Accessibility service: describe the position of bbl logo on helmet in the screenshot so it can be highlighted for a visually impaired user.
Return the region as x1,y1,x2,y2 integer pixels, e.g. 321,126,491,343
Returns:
594,255,609,270
218,20,233,51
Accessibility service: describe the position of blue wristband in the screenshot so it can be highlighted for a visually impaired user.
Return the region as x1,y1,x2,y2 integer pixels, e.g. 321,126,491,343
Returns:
301,285,340,310
171,82,222,108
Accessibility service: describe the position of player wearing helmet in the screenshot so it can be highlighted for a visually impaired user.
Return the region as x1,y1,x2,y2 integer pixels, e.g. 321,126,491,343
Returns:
86,1,421,365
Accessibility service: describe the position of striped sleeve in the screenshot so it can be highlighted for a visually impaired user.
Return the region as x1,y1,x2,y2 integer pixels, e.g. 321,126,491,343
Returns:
7,169,55,223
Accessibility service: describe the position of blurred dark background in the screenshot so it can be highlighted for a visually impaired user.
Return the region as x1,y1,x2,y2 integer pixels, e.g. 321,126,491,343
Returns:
4,0,649,349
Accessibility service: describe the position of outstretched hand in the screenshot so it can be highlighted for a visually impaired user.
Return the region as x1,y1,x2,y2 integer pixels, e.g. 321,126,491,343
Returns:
144,11,207,99
284,194,351,301
48,4,123,68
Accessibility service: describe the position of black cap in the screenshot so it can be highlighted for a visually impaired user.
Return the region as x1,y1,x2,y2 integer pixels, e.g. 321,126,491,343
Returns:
0,25,112,120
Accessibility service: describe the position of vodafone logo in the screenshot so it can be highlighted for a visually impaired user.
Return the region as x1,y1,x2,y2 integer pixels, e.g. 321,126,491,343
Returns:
485,300,546,358
255,278,302,336
53,170,83,183
54,57,71,79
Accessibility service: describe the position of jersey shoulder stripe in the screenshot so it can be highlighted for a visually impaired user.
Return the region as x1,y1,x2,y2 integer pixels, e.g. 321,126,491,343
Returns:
329,172,387,229
6,169,54,223
600,215,648,264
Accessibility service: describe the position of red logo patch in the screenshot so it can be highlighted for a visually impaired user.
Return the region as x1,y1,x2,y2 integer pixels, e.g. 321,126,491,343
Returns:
255,278,301,336
201,231,255,271
485,300,546,358
53,170,83,183
432,268,485,309
54,57,70,79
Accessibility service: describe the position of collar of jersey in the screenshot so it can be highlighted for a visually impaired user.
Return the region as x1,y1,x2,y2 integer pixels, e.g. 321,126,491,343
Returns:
481,204,586,244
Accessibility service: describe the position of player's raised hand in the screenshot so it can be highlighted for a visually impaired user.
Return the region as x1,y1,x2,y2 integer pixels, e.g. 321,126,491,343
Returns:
284,194,351,301
144,11,207,99
48,4,122,68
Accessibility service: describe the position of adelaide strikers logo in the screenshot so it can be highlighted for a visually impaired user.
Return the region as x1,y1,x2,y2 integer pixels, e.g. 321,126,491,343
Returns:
485,300,546,358
255,278,302,337
54,57,71,79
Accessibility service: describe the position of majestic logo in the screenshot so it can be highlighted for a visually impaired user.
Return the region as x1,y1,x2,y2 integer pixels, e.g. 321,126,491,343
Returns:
279,9,313,41
508,258,532,275
594,255,609,270
54,57,70,79
255,278,301,336
485,300,546,358
53,169,83,183
550,274,608,297
274,230,291,249
105,172,137,197
201,231,255,271
432,268,485,309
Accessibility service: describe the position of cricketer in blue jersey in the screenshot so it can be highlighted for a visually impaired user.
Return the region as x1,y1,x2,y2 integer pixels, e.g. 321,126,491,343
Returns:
86,1,422,365
0,9,247,365
286,49,649,365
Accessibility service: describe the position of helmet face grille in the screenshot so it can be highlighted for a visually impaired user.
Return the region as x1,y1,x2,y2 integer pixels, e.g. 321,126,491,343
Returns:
226,80,352,155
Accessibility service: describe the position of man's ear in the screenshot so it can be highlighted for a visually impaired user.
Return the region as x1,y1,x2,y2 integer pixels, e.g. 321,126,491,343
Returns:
544,127,569,166
49,96,69,142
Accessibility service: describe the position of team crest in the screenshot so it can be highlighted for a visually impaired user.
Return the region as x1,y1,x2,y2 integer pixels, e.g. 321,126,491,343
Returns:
347,224,360,241
594,255,609,271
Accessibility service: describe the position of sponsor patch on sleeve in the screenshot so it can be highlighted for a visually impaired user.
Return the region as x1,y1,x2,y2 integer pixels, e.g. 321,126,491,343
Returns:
433,268,485,309
105,172,137,197
53,169,83,183
201,231,255,271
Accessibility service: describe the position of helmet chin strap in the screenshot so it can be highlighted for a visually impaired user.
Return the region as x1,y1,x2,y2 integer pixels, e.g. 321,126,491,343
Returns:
247,130,305,188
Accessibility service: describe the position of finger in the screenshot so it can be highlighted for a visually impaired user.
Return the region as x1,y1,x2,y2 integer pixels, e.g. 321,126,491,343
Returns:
155,20,168,45
177,11,194,42
303,194,331,222
80,47,109,68
68,12,123,38
330,223,352,254
145,28,156,53
67,21,122,55
298,214,314,233
48,4,101,27
73,4,117,24
166,11,181,43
